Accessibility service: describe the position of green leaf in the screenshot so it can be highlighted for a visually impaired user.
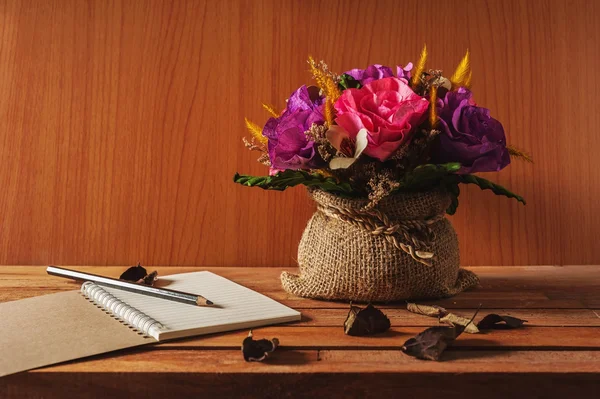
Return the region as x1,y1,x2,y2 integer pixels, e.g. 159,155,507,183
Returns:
338,74,362,91
401,163,462,190
444,182,460,215
233,170,355,196
397,163,461,214
452,174,526,205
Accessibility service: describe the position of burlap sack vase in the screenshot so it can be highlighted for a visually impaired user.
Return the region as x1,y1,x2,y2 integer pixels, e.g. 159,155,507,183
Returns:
281,188,479,301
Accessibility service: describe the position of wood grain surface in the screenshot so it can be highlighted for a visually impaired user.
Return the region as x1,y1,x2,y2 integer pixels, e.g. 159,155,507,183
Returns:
0,0,599,266
1,265,599,397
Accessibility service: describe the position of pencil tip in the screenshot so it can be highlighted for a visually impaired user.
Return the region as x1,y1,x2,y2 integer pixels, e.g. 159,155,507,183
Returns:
206,300,214,305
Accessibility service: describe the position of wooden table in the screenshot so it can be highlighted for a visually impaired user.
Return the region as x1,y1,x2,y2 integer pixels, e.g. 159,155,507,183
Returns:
1,266,599,398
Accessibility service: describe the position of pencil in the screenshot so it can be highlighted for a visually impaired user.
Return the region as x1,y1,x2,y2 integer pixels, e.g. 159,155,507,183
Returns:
46,265,215,307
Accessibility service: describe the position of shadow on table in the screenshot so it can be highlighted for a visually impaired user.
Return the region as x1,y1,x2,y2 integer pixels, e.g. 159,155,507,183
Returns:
267,350,316,365
443,339,507,361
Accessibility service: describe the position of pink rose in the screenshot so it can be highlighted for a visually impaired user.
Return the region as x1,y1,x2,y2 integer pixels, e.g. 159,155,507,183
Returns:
333,77,429,161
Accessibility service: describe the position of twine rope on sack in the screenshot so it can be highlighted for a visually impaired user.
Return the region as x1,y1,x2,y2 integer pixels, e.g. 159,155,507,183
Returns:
317,203,446,266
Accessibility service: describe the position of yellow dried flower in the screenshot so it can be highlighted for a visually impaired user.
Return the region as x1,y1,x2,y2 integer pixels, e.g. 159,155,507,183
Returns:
262,103,279,117
429,86,438,127
507,145,533,163
244,118,267,144
450,49,471,89
411,44,428,88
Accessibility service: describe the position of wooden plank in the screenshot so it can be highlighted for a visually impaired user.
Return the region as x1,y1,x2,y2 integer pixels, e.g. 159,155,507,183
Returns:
159,326,600,350
0,288,591,311
27,349,600,374
274,297,587,310
3,265,600,288
0,288,588,310
2,369,598,398
0,290,589,309
1,266,598,309
296,308,600,327
3,265,600,287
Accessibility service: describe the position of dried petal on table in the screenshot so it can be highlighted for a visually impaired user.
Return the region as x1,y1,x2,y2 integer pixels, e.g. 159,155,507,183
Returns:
402,308,479,361
141,270,158,286
242,330,280,362
119,263,158,286
406,302,448,317
439,313,480,334
477,314,527,330
407,302,479,334
401,325,461,361
119,263,147,281
344,303,391,336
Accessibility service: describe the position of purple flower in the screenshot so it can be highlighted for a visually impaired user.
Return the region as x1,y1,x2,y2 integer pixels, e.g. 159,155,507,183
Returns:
432,88,510,174
396,62,413,81
262,86,327,170
345,64,394,85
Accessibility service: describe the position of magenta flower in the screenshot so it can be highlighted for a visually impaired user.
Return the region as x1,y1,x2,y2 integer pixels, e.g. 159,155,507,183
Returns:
345,64,394,85
333,77,429,161
432,88,510,173
262,86,327,170
345,63,414,85
396,62,413,81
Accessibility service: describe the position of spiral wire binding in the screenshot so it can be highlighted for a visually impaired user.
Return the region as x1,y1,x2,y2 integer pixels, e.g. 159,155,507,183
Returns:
80,281,164,340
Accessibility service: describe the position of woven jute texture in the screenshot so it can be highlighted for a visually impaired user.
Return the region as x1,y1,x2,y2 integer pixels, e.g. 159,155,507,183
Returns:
281,188,479,301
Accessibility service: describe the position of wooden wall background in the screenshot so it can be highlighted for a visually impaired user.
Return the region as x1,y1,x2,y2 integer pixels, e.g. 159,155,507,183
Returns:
0,0,598,267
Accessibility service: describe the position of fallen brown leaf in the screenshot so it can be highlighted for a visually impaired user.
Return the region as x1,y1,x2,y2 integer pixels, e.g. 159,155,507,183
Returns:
402,308,479,361
344,303,391,336
477,314,527,330
406,302,447,317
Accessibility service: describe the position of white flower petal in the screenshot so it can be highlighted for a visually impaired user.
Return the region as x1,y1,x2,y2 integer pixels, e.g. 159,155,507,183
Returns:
354,128,368,158
330,157,358,170
328,128,369,170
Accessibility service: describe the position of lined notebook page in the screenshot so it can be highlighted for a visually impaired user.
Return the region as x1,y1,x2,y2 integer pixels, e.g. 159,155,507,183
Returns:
99,271,301,341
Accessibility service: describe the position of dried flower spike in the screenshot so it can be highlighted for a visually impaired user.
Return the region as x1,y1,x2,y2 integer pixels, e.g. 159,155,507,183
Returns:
410,44,427,88
307,56,341,101
244,118,267,144
507,144,533,163
429,86,438,127
450,49,471,89
262,103,279,117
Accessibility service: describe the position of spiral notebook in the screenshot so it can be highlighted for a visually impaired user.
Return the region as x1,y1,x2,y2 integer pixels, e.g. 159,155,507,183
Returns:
0,271,300,377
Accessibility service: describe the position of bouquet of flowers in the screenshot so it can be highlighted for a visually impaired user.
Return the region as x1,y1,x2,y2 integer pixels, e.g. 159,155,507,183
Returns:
234,47,529,213
234,47,530,302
